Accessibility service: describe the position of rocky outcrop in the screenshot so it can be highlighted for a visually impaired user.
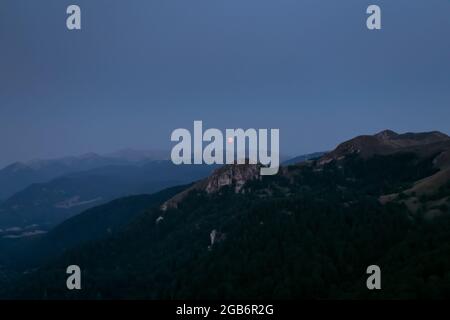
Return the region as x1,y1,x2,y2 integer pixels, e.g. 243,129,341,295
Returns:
209,229,226,249
161,163,261,211
203,163,261,194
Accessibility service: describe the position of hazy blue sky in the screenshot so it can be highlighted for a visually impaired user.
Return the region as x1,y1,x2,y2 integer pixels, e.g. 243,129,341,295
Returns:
1,0,449,167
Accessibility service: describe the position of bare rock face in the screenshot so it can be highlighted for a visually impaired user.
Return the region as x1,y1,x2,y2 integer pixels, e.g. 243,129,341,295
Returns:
209,229,226,248
204,163,261,194
161,163,261,211
155,216,164,224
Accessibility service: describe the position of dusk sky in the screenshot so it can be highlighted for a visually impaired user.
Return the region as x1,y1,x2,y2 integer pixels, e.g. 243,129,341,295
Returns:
1,0,449,167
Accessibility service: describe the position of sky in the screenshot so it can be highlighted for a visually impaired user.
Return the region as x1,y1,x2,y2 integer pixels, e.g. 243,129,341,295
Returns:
0,0,449,167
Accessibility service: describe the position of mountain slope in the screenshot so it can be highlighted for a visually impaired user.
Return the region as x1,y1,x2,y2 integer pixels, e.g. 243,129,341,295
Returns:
0,184,189,269
4,153,419,299
5,130,450,299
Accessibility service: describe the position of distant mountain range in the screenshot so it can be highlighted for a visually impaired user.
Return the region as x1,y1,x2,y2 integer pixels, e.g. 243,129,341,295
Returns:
0,149,169,201
4,130,450,299
0,159,214,231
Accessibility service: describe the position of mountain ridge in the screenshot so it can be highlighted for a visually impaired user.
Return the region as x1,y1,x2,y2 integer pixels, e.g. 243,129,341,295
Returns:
318,129,450,165
0,149,170,201
162,130,450,212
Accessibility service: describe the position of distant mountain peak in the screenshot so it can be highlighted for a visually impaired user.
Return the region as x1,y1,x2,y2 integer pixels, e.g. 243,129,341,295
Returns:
5,162,31,172
374,129,399,139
